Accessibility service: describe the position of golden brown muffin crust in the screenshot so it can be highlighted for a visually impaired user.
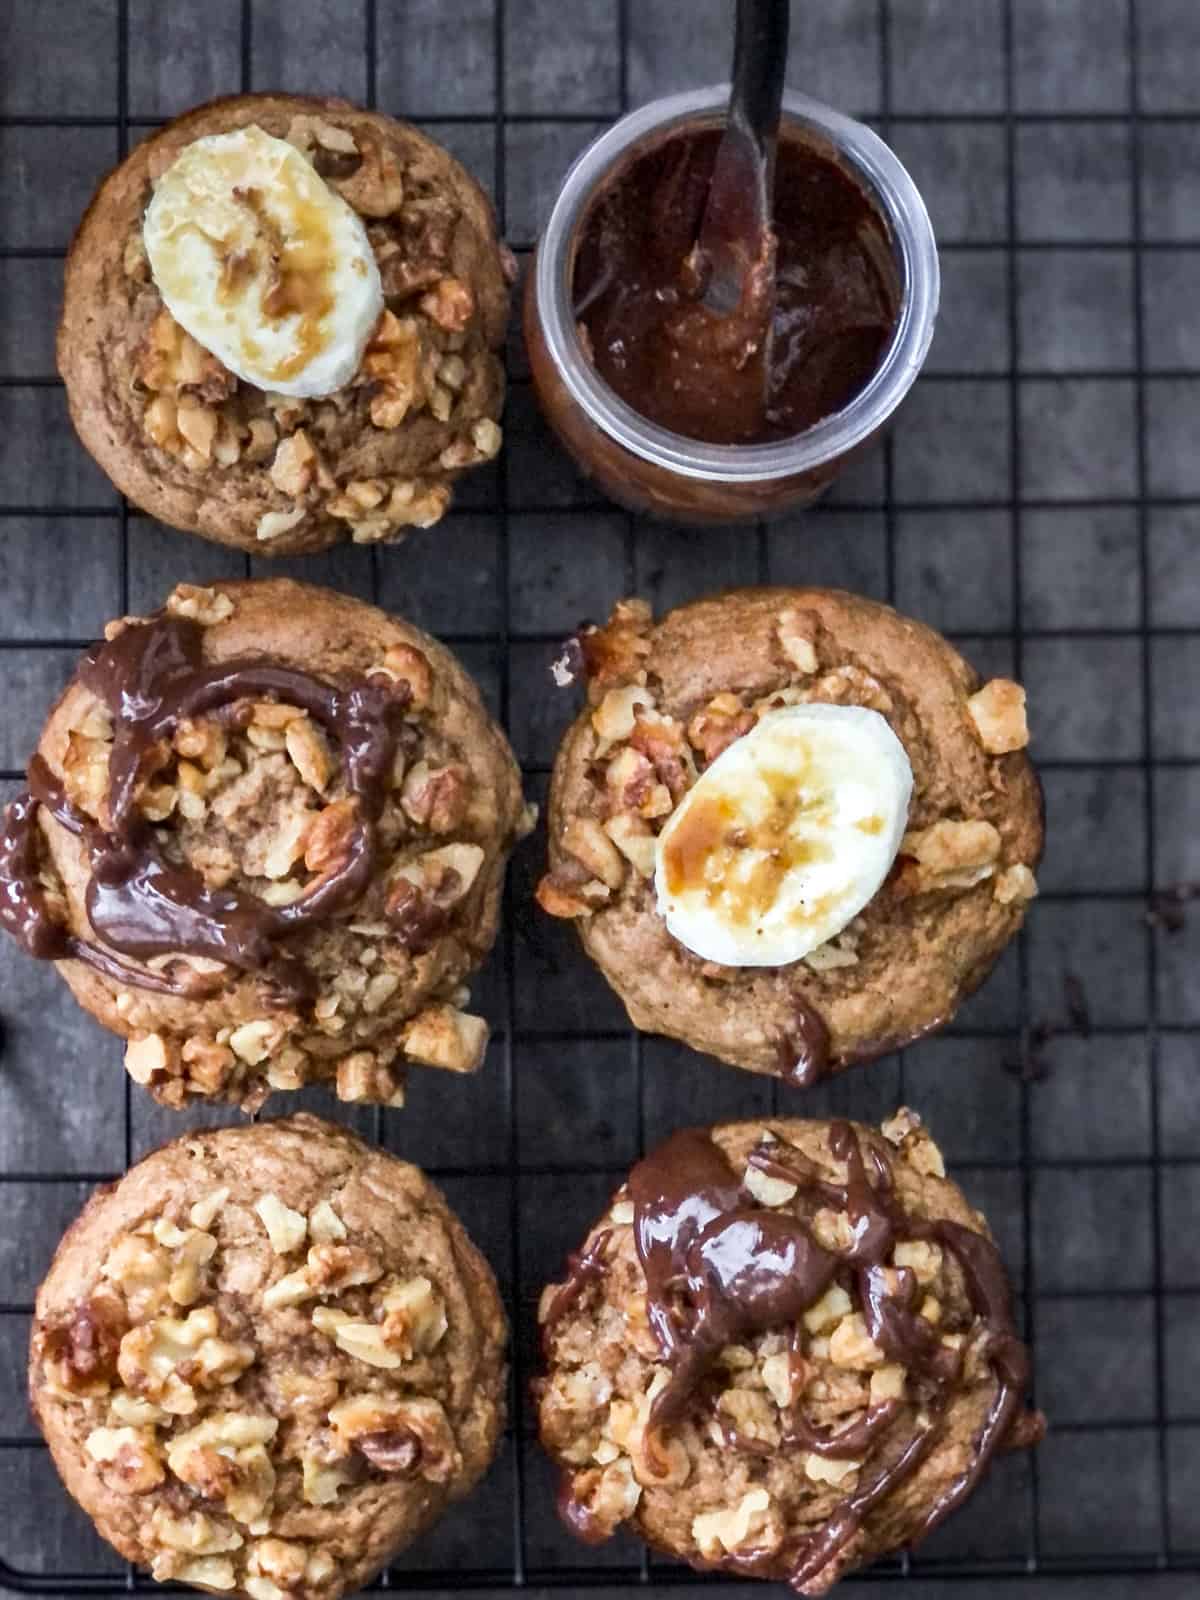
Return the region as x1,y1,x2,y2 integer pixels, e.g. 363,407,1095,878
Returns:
59,93,509,555
538,588,1043,1080
31,1115,508,1600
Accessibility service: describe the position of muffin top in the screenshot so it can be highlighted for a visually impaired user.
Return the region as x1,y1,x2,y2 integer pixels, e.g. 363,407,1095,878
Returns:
538,588,1043,1079
30,1115,508,1600
58,94,510,556
0,578,530,1109
536,1113,1041,1594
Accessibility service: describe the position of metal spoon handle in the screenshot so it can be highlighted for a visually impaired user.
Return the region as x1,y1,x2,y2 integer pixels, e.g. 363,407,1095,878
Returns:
696,0,790,315
731,0,789,175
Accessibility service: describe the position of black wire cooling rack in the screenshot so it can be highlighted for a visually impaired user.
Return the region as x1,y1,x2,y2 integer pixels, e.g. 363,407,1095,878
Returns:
1,0,1199,1592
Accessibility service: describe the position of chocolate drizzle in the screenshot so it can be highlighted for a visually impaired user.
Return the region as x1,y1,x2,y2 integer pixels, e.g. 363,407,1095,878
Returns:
553,1121,1036,1590
775,997,832,1088
0,615,410,1001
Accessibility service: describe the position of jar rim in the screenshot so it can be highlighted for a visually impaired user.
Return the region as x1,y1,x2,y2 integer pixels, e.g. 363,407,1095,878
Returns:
533,85,941,485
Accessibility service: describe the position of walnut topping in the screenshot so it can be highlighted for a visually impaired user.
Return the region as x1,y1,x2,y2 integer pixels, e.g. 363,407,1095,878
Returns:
256,506,306,543
380,1275,448,1356
285,113,359,162
381,641,433,708
309,1200,347,1245
419,275,474,332
967,678,1030,754
692,1487,774,1558
268,428,321,497
139,309,232,402
304,797,359,874
328,1392,456,1481
307,1243,383,1293
330,131,404,216
335,1052,406,1106
804,1283,853,1335
761,1351,794,1408
687,694,757,764
312,1307,399,1369
124,1032,176,1087
898,818,1002,893
281,716,333,793
84,1424,165,1491
230,1018,286,1067
562,816,627,891
995,863,1038,905
805,1452,861,1486
401,1004,488,1074
255,1194,307,1255
604,813,657,878
301,1454,355,1507
166,1414,279,1526
828,1312,886,1370
166,584,234,627
777,609,819,674
400,760,468,832
117,1307,253,1413
893,1239,943,1286
592,685,654,753
629,712,697,801
245,1537,309,1598
150,1505,244,1559
176,1556,237,1591
41,1291,128,1397
742,1164,798,1208
363,309,423,428
871,1363,907,1403
881,1107,922,1146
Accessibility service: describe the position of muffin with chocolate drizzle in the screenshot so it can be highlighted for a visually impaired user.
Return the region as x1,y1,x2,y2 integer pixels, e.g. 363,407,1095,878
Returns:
30,1114,507,1600
536,1113,1042,1593
0,579,530,1110
536,589,1042,1085
59,93,509,556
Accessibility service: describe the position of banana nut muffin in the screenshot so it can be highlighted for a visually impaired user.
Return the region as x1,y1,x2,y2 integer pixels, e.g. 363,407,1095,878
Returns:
59,94,510,556
536,1112,1042,1592
0,578,531,1110
536,589,1042,1084
30,1115,507,1600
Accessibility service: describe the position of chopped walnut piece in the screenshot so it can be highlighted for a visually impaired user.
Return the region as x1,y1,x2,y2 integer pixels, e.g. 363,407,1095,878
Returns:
804,1283,853,1335
256,506,306,543
308,1200,347,1245
255,1194,307,1255
534,874,597,920
363,309,424,428
401,1004,488,1073
181,1038,237,1096
166,1413,279,1526
124,1032,177,1087
828,1311,886,1370
419,275,474,331
246,1537,308,1596
687,694,757,764
379,1275,448,1356
244,418,278,463
871,1363,907,1403
881,1107,922,1146
967,678,1030,754
743,1163,798,1207
312,1306,400,1369
400,760,468,832
591,685,654,753
262,1267,317,1312
692,1487,774,1558
893,1239,943,1286
761,1351,794,1408
335,1051,407,1106
166,584,234,627
805,1452,861,1486
381,641,433,708
898,818,1002,893
149,1505,244,1560
307,1243,383,1293
581,599,653,693
305,797,359,874
41,1291,128,1397
777,609,819,674
282,716,333,793
629,712,697,801
268,428,320,497
117,1307,253,1412
331,131,404,216
139,309,232,401
301,1453,355,1507
604,813,656,878
562,816,627,891
229,1018,286,1067
908,1134,947,1180
995,863,1038,905
188,1187,230,1230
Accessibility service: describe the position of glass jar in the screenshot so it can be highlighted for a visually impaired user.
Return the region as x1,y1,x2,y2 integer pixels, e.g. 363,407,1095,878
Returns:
524,85,940,523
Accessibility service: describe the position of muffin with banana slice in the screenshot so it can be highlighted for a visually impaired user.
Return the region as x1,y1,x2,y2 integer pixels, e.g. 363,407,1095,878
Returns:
0,578,531,1110
59,93,509,555
30,1115,508,1600
536,1113,1042,1592
536,588,1042,1085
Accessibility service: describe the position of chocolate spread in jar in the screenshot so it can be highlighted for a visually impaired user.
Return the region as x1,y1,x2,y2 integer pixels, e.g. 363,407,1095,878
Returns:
572,125,901,446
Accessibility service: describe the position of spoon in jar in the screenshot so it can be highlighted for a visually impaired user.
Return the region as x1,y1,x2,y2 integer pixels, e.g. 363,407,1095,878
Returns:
689,0,790,317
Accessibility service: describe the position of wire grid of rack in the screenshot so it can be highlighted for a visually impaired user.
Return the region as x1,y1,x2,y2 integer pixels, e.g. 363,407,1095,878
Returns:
1,0,1198,1591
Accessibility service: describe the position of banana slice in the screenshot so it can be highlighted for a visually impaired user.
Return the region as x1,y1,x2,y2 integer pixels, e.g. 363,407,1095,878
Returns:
143,124,384,399
654,704,913,968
